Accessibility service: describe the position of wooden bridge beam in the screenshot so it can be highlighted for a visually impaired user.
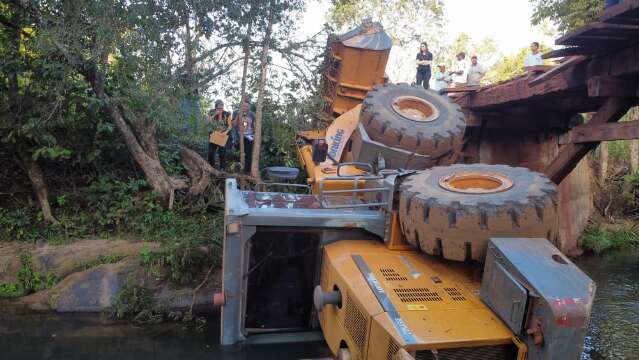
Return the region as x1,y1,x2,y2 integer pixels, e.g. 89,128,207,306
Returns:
545,97,634,184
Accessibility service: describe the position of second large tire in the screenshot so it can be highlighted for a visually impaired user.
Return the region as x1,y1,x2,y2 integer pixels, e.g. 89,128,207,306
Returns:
398,164,559,262
361,83,465,158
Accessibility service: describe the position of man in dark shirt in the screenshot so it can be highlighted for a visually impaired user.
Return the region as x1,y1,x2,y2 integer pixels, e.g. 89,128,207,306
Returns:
415,42,433,89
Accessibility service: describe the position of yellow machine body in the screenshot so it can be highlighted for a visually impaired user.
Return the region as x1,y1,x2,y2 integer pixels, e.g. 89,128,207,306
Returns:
318,240,527,360
298,105,366,195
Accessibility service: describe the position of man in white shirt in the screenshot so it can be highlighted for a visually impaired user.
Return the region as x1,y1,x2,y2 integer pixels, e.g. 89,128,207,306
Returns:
466,55,486,87
524,42,544,67
451,52,467,86
434,64,452,92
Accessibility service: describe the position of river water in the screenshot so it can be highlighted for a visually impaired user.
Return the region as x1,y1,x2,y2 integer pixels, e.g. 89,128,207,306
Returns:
1,249,638,360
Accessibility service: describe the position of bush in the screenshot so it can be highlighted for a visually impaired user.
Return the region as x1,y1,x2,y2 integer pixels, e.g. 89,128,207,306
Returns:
0,252,59,298
104,276,166,324
581,223,639,254
0,208,40,242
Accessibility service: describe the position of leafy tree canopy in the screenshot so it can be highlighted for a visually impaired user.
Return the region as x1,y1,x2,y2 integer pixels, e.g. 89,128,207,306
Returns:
530,0,602,33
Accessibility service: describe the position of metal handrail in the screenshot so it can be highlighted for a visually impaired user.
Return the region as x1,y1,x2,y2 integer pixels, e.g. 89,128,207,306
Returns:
336,162,373,177
321,187,388,194
257,182,311,194
324,202,389,210
318,172,392,211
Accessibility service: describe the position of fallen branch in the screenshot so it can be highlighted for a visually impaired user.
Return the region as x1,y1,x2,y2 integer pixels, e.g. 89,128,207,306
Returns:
189,262,216,315
179,146,257,198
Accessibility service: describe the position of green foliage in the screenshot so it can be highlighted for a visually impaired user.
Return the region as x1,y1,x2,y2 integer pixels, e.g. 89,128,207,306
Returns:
138,210,223,285
139,242,211,285
0,252,59,298
530,0,602,33
608,140,630,161
0,283,22,298
0,208,39,242
582,224,639,254
74,254,126,272
486,44,552,83
103,276,166,324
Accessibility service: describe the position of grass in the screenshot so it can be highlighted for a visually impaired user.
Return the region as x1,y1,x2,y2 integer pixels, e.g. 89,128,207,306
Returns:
74,254,126,272
0,252,60,298
581,223,639,254
103,275,166,324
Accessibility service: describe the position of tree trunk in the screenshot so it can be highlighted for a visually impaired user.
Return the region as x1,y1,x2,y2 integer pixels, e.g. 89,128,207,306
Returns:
180,146,256,198
599,142,609,183
87,68,186,204
238,21,252,171
18,151,58,225
184,13,195,87
251,5,274,179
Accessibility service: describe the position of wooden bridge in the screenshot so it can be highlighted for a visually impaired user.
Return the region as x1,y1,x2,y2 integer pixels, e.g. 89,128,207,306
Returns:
451,0,639,252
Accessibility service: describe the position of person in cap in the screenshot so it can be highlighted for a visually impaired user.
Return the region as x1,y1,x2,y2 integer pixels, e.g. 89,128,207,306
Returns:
434,64,452,92
466,55,486,87
207,99,232,170
415,42,433,89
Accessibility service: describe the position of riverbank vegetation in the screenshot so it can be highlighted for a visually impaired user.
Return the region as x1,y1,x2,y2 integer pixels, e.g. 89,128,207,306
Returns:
0,0,325,294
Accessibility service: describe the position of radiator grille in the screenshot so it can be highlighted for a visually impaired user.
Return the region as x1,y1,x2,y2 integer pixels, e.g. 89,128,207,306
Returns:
394,288,443,302
415,344,517,360
444,287,467,301
380,267,408,281
386,338,400,360
344,294,367,355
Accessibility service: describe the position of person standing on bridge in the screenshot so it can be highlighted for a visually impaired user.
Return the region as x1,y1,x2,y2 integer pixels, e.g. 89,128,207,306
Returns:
434,64,452,93
466,55,486,87
524,42,544,67
451,52,468,87
415,42,433,89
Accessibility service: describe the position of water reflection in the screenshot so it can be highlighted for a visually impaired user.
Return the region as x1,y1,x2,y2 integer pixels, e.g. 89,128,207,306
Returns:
0,312,331,360
577,249,639,360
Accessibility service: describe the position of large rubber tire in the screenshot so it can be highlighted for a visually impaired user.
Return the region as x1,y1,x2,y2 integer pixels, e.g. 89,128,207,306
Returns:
361,83,465,159
398,164,559,262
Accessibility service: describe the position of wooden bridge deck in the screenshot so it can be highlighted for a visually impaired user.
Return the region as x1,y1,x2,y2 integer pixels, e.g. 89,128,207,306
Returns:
453,0,639,184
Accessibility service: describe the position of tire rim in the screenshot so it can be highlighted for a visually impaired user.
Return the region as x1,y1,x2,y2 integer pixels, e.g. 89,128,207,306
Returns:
438,171,514,194
391,96,439,122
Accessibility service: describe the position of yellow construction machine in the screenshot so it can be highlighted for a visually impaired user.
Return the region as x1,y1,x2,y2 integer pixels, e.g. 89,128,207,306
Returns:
219,21,595,360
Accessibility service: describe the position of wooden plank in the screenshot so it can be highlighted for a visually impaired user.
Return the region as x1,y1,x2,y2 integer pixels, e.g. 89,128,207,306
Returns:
528,56,587,87
542,47,600,59
523,65,555,73
459,43,639,111
560,121,639,144
545,97,633,184
441,86,478,94
588,76,639,97
598,0,639,23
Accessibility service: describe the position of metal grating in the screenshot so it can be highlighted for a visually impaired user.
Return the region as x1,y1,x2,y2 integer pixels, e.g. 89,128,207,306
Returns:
415,344,517,360
394,288,442,302
444,287,467,301
344,293,368,355
386,337,400,360
380,267,408,281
